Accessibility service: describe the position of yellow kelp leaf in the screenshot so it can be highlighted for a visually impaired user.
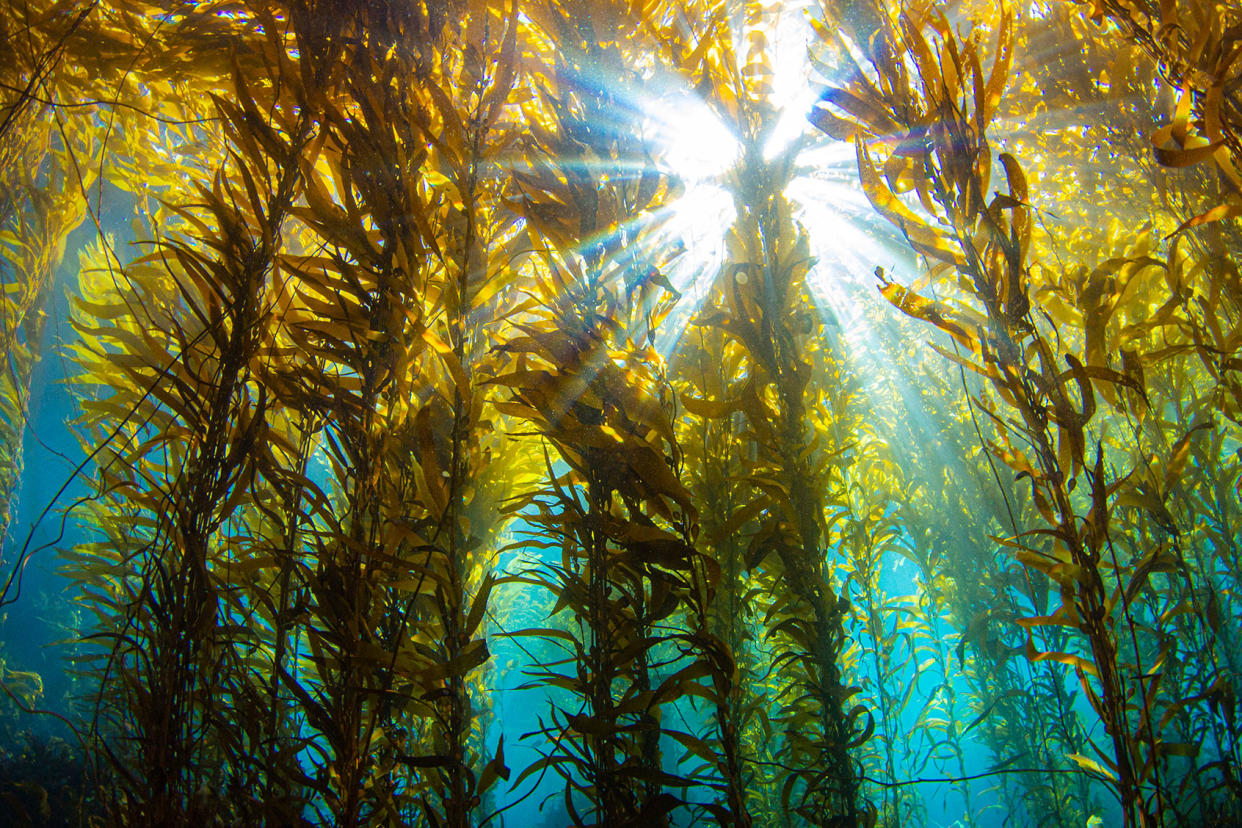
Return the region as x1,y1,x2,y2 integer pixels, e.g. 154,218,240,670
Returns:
1015,608,1078,629
1161,417,1213,493
1169,200,1242,236
857,139,961,265
1154,137,1224,168
878,274,981,349
981,7,1013,125
1025,638,1099,678
422,327,469,400
1067,752,1117,781
0,666,43,708
680,391,746,419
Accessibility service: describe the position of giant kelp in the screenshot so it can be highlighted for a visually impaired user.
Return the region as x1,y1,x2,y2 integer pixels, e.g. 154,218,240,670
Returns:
494,4,750,821
811,1,1241,825
0,0,1240,827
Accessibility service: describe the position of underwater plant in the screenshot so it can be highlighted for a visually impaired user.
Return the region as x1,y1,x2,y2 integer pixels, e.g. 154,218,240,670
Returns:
0,0,1240,827
0,0,96,555
813,1,1242,825
492,5,752,824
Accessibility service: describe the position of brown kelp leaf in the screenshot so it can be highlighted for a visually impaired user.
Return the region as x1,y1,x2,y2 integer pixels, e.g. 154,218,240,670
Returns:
1153,139,1224,168
1163,418,1213,492
477,735,510,794
680,391,746,419
415,402,449,516
464,572,496,640
416,639,489,688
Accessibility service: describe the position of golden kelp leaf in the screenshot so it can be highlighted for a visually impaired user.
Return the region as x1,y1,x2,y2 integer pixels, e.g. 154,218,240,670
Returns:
1169,201,1242,236
1162,418,1213,493
1024,638,1099,678
857,138,960,266
680,391,746,419
1067,752,1117,781
878,275,981,348
980,6,1013,125
483,1,519,129
415,403,449,516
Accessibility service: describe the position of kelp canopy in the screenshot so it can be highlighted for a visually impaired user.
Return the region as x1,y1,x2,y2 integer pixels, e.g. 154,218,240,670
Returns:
0,0,1239,825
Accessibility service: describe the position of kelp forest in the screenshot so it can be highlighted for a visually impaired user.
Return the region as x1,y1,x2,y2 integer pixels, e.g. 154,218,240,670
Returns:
0,0,1240,825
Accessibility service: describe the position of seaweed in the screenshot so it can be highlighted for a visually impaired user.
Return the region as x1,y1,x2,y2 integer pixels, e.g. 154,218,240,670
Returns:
0,1,1239,826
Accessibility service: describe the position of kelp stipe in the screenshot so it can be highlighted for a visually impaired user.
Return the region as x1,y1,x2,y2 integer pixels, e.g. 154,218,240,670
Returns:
834,440,927,828
674,323,774,824
879,332,1098,825
814,6,1163,820
649,3,868,823
0,17,93,815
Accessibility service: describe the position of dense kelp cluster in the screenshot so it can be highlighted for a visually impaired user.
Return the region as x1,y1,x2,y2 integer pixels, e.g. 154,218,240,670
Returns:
0,0,1240,826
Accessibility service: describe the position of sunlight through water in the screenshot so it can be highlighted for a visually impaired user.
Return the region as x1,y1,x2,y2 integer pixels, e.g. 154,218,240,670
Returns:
646,92,740,348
